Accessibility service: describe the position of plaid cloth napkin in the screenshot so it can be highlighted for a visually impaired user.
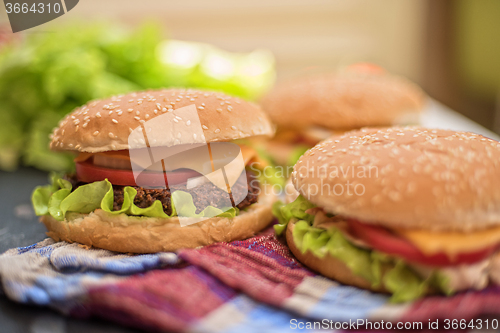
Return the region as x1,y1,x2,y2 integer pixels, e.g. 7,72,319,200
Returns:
1,228,500,333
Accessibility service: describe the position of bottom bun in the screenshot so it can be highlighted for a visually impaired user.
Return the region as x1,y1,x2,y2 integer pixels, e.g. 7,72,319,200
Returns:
41,190,276,253
286,220,388,293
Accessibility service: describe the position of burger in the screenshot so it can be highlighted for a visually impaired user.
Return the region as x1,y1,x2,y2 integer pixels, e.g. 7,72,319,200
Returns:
274,127,500,302
32,89,276,253
259,64,426,166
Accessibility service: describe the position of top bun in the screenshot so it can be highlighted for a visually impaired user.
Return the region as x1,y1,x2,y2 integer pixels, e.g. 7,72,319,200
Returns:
291,127,500,231
50,89,275,153
261,70,425,130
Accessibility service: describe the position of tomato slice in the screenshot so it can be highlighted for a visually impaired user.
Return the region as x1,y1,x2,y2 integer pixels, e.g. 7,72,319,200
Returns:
348,219,498,267
76,161,201,187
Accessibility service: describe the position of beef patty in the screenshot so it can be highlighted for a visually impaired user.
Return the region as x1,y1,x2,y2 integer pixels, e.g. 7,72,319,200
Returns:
65,171,259,216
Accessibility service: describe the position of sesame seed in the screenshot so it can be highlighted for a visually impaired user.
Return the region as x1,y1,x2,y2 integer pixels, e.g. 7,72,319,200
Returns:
154,109,158,114
162,108,167,113
156,103,162,110
176,116,182,120
93,131,99,136
73,119,80,125
109,111,113,115
96,112,101,118
186,120,191,126
134,116,140,121
193,133,197,140
112,119,118,124
82,123,88,128
201,103,205,106
198,106,204,110
216,108,222,112
136,111,140,115
108,132,115,138
117,110,122,115
215,129,221,133
128,99,134,103
128,109,133,112
173,118,179,123
231,126,237,130
202,125,208,130
227,106,233,111
75,144,81,149
75,126,79,132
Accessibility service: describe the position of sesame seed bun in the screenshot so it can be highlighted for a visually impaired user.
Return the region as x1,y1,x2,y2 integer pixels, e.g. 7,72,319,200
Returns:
260,71,425,131
41,189,276,253
291,127,500,231
50,89,275,153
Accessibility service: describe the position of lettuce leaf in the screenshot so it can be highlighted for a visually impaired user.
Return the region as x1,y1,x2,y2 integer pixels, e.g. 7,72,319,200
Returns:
60,180,109,217
382,260,429,303
32,186,53,216
32,173,71,216
32,174,239,221
273,195,454,302
101,186,174,218
172,190,238,218
273,195,316,235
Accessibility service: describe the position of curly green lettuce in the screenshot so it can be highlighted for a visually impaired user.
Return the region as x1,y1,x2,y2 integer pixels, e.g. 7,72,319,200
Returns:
273,196,453,303
32,174,238,221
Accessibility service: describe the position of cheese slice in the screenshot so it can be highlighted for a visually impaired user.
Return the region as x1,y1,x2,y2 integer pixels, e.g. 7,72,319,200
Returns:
394,225,500,257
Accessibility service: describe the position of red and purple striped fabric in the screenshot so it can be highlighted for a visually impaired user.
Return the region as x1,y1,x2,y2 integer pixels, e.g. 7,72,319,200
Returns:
57,228,500,332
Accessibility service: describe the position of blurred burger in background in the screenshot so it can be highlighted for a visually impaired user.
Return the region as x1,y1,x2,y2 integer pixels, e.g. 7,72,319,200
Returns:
259,63,426,166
